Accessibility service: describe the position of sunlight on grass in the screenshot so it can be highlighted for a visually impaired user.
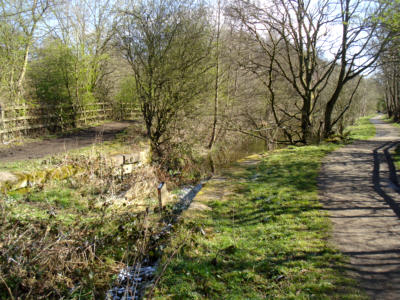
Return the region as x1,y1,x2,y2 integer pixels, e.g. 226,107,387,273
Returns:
0,115,374,298
153,144,367,299
151,119,374,299
347,116,376,141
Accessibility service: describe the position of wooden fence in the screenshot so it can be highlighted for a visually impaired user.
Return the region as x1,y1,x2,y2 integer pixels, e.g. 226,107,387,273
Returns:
0,101,139,143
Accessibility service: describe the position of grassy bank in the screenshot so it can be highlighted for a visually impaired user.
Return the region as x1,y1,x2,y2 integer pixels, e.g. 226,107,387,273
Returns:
0,117,375,298
150,119,376,299
380,114,400,129
346,115,376,140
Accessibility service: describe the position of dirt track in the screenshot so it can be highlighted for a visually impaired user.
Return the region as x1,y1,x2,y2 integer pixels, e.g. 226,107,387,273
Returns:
319,116,400,299
0,121,133,163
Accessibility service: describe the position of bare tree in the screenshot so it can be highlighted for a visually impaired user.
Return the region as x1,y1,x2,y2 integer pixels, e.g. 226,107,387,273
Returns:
228,0,391,143
117,0,212,160
322,0,391,137
54,1,116,92
208,0,222,149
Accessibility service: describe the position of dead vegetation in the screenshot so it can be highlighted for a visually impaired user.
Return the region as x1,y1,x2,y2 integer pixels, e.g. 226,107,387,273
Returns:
0,148,179,299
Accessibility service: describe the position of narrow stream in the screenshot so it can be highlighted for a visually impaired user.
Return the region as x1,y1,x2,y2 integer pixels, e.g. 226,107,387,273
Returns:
106,183,204,300
208,137,269,173
106,136,269,299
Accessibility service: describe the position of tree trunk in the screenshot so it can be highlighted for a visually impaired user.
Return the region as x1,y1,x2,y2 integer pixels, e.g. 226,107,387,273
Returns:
208,0,221,150
323,84,344,138
208,65,219,149
301,97,312,144
16,44,31,98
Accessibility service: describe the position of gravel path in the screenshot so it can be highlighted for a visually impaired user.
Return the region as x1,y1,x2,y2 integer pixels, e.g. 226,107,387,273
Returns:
0,121,133,163
318,116,400,299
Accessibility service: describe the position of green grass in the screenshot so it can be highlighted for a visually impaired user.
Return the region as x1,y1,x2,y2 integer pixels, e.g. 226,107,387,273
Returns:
346,115,376,140
375,115,400,169
153,146,365,299
0,116,374,298
151,119,376,299
5,182,111,232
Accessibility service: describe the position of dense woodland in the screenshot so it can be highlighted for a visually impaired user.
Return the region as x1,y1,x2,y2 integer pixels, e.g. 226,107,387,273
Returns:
0,0,397,168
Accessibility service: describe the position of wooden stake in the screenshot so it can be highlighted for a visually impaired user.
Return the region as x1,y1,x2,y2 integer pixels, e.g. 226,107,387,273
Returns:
157,182,165,213
0,105,4,143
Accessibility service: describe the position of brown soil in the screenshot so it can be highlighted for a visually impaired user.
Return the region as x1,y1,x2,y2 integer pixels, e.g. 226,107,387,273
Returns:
0,121,134,163
319,116,400,299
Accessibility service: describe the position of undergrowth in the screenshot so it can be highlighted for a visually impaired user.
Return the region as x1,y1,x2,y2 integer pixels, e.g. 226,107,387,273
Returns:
0,150,175,299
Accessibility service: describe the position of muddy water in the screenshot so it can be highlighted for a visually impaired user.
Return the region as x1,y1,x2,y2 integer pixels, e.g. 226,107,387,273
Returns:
209,137,269,173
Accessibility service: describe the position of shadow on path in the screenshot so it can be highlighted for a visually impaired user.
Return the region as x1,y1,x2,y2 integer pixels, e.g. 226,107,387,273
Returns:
373,141,400,218
319,116,400,300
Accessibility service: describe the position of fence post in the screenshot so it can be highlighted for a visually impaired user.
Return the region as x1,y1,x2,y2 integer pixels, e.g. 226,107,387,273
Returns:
157,182,165,213
130,101,133,119
0,105,4,143
60,105,64,132
23,102,28,136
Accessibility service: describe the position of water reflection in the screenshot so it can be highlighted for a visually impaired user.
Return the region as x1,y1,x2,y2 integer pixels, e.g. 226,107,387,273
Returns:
209,137,269,173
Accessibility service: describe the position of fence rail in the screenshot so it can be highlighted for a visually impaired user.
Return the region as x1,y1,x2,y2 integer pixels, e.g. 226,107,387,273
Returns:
0,101,139,143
